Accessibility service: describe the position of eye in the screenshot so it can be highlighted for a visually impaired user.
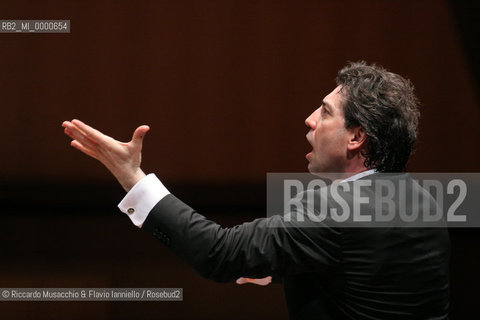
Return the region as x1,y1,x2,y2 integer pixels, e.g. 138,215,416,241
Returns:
321,106,329,116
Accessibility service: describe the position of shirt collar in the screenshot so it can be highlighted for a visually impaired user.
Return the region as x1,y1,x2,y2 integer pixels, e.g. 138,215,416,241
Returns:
341,169,377,182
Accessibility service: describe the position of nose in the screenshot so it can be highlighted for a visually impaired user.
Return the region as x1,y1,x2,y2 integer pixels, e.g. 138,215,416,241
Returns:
305,110,317,129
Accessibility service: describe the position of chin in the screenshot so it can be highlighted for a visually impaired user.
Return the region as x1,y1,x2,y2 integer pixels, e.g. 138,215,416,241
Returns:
307,163,319,174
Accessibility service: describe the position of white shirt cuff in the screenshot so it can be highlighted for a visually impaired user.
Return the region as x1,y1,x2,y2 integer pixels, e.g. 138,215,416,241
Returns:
118,173,170,227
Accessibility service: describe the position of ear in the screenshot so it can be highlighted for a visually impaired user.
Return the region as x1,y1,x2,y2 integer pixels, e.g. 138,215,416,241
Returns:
346,126,367,151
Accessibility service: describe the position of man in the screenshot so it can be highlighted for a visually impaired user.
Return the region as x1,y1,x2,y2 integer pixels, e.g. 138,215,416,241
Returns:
62,62,449,319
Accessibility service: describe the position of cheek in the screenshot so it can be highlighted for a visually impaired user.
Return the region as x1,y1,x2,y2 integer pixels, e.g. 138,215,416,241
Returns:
312,131,323,149
313,125,332,145
313,124,346,151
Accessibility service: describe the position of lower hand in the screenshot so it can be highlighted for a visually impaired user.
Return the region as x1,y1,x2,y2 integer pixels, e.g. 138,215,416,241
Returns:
236,276,272,286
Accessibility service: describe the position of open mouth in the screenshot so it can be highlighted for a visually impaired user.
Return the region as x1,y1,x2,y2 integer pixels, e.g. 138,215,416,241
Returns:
305,133,313,160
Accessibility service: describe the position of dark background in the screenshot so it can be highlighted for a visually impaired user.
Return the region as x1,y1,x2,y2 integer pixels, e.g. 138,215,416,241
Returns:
1,0,479,319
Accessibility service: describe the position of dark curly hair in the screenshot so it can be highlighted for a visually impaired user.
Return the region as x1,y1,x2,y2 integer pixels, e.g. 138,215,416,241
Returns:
336,61,420,172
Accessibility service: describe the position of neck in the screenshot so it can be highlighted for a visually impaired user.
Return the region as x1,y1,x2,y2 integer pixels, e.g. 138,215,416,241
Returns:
342,161,368,174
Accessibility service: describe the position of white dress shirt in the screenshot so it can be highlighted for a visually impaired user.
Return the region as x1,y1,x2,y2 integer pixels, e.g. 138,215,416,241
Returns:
118,169,377,227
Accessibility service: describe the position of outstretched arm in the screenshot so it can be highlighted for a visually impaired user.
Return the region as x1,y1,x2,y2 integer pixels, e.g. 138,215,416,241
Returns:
62,120,290,284
62,119,149,192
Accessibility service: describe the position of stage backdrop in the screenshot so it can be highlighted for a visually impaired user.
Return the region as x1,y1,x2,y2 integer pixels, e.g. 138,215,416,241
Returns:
1,0,479,186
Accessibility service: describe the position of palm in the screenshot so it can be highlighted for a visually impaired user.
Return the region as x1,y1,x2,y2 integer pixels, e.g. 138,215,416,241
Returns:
62,119,150,191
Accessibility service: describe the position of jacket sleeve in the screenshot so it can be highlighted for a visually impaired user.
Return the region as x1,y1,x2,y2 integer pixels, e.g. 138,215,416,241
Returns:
142,194,342,282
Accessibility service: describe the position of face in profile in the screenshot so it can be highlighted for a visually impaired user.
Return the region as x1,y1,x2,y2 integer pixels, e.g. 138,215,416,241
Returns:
305,85,353,173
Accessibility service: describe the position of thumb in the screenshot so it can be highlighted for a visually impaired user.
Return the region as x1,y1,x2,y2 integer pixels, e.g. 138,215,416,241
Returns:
131,125,150,147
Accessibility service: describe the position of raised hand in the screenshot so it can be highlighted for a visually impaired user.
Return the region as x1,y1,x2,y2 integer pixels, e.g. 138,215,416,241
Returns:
62,119,150,192
236,276,272,286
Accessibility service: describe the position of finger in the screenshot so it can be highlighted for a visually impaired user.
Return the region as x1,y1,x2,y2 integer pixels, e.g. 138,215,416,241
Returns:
236,278,249,285
63,120,87,137
236,278,257,284
71,140,99,160
131,125,150,148
64,125,97,150
71,119,109,146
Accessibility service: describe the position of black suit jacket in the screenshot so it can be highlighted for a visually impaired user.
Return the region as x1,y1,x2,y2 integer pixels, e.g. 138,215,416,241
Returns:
142,173,450,319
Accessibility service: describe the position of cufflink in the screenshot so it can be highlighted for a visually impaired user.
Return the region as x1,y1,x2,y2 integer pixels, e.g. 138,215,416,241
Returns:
127,208,135,214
